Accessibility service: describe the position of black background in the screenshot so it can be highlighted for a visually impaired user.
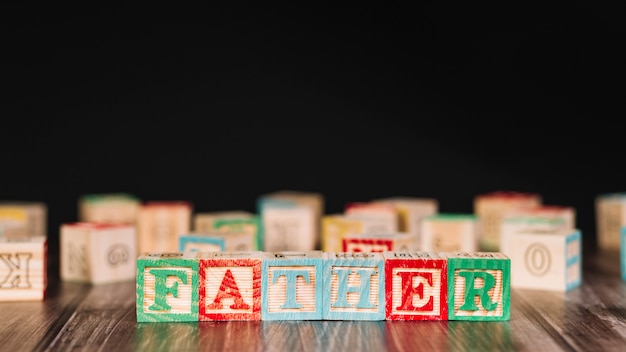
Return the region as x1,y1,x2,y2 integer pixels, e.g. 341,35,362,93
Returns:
1,4,624,255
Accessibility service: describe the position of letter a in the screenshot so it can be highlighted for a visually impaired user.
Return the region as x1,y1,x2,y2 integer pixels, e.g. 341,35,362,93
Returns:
207,269,250,310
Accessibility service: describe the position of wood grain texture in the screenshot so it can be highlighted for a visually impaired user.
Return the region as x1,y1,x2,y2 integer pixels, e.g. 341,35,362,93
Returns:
3,244,626,351
0,236,47,301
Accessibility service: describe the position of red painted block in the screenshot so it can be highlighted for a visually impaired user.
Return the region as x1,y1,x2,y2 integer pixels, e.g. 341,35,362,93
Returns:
199,251,267,321
383,251,448,321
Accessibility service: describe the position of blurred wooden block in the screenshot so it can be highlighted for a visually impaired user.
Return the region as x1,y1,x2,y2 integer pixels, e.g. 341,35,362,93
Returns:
193,211,260,250
500,205,576,256
383,251,448,321
371,197,438,247
199,251,267,321
323,252,385,320
342,232,415,252
0,236,47,301
446,252,511,321
321,214,365,252
78,193,140,225
509,228,582,291
178,233,225,252
596,192,626,252
180,230,255,252
0,201,47,238
420,214,479,252
257,197,317,252
261,251,325,320
137,201,192,254
474,191,542,252
136,252,199,322
60,222,137,284
344,202,399,234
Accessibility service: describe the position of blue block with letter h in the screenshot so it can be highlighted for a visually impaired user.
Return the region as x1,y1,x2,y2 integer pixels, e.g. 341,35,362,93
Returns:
323,252,385,321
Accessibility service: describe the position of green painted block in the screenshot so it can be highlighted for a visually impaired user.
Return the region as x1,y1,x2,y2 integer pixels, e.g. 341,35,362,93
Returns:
136,252,200,322
446,252,511,321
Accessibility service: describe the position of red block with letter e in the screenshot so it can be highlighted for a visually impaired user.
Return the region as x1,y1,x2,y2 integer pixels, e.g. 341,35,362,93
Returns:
383,251,447,321
199,251,268,321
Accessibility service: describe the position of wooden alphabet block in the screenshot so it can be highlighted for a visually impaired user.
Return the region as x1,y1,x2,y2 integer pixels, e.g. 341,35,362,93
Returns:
371,197,438,247
323,252,385,320
420,214,479,252
344,202,399,234
178,233,225,252
193,211,260,250
500,205,575,256
321,214,365,252
257,190,324,251
0,236,47,301
596,192,626,252
60,222,137,284
261,251,325,320
78,193,140,225
508,228,582,291
257,199,317,252
136,252,200,322
445,252,510,321
137,201,192,254
199,251,268,321
180,230,255,252
342,232,415,252
474,191,542,251
382,251,447,321
0,201,47,239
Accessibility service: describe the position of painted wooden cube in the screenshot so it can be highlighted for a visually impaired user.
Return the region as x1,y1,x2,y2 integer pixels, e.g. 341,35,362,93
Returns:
371,197,438,247
0,236,47,301
344,202,399,234
321,214,365,252
60,222,137,284
474,191,542,252
179,233,225,252
199,251,268,321
179,230,255,252
262,251,325,320
500,205,575,256
257,198,317,252
323,252,385,320
258,190,324,251
137,201,192,254
193,210,260,250
445,251,511,321
420,214,479,252
508,228,582,291
136,252,199,322
0,201,47,239
342,232,415,253
382,251,447,321
596,192,626,252
78,193,140,225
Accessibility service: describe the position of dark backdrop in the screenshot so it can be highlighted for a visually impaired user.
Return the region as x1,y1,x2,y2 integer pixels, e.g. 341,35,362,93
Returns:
2,4,624,255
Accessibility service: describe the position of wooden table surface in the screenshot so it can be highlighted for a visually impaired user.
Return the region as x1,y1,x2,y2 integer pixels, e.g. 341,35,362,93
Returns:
2,240,626,352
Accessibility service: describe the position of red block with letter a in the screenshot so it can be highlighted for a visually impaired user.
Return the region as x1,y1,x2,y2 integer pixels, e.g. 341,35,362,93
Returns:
382,251,448,321
199,251,268,321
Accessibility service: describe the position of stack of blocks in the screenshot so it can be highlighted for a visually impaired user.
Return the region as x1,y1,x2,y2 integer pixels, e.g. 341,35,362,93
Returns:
136,250,510,322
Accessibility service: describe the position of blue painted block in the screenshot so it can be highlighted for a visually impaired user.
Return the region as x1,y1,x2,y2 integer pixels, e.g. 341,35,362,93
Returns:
261,251,325,320
323,252,386,321
565,230,582,291
178,234,225,252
